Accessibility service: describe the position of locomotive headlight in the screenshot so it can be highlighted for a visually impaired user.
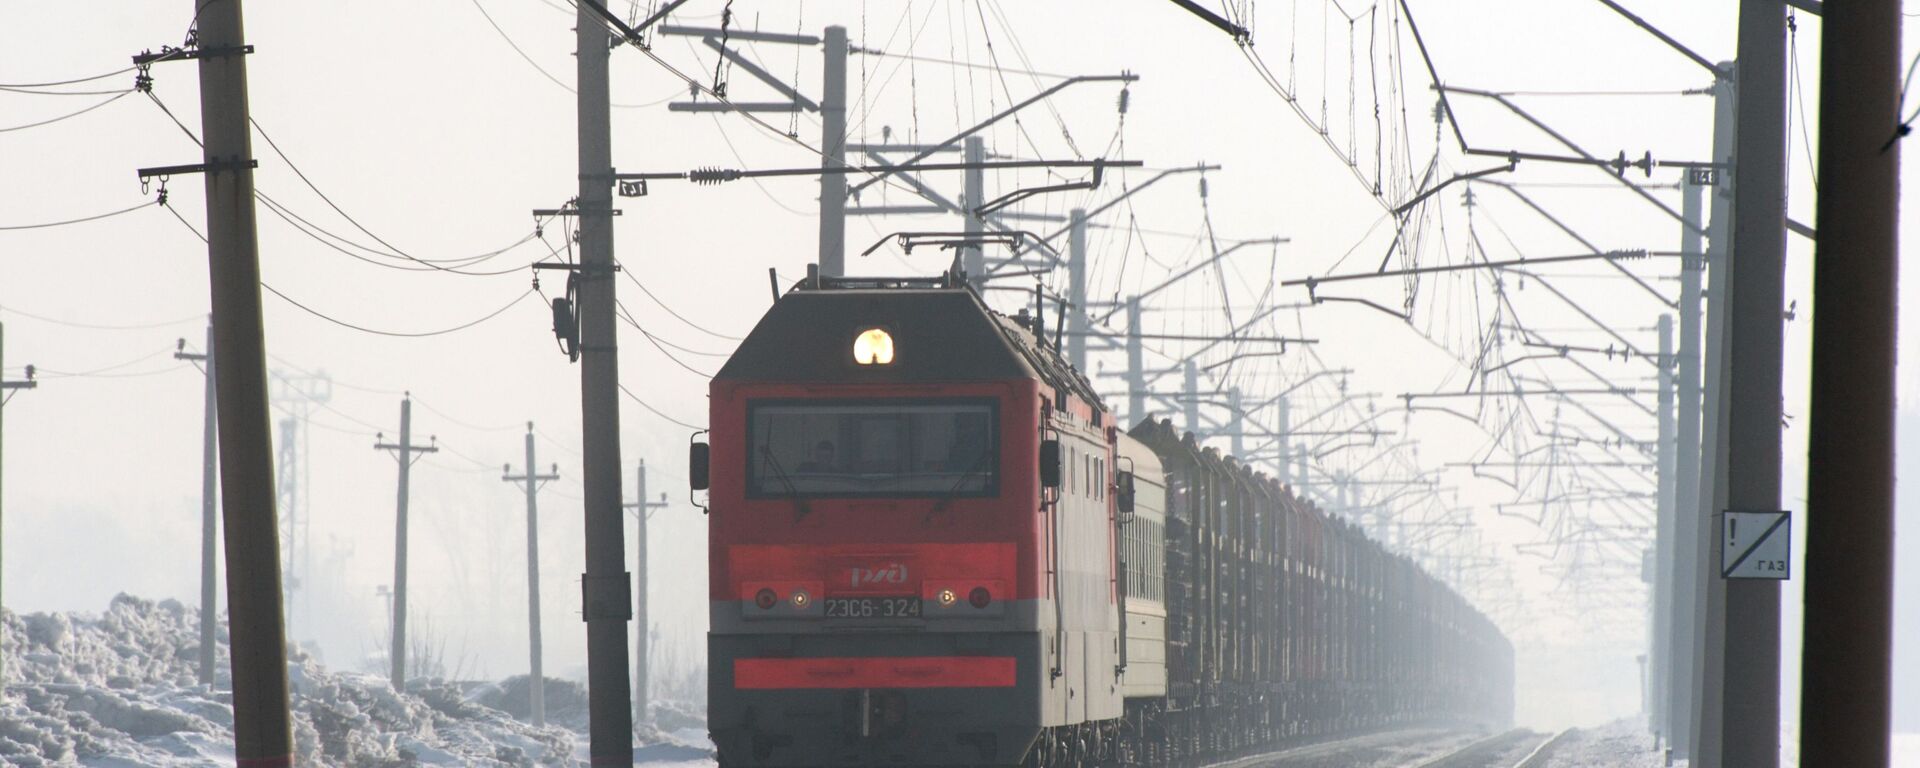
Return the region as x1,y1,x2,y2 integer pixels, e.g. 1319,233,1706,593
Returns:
790,590,811,608
853,328,894,365
936,588,958,607
754,588,778,610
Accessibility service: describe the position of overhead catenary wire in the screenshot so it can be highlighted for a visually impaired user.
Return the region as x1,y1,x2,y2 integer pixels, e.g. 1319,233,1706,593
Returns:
162,205,538,338
34,347,181,378
143,89,555,275
0,304,202,331
618,382,704,430
614,300,720,376
616,261,745,340
0,84,138,97
467,0,684,108
0,199,157,230
0,65,139,88
264,285,535,339
0,89,133,132
249,116,557,272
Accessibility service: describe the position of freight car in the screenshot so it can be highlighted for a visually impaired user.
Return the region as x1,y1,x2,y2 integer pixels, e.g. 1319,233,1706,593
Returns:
690,270,1512,767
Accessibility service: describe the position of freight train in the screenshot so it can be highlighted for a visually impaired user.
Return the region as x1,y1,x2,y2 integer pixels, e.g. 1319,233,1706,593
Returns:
689,269,1513,767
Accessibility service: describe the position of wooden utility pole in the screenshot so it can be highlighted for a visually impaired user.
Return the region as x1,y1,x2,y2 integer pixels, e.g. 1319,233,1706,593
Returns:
135,0,298,760
174,326,218,687
626,460,668,722
504,423,559,727
0,324,39,692
375,395,435,689
576,3,635,757
1801,0,1900,762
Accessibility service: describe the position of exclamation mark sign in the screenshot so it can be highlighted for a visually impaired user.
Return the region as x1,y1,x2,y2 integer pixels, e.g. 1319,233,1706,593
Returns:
1729,517,1738,548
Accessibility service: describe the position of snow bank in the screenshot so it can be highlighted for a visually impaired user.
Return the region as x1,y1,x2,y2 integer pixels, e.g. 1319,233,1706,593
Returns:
0,595,645,767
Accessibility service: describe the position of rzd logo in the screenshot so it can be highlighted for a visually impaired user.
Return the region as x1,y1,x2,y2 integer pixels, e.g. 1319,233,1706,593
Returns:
850,563,909,589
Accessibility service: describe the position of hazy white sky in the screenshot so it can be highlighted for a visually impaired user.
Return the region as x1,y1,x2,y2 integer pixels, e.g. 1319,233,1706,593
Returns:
1,0,1912,739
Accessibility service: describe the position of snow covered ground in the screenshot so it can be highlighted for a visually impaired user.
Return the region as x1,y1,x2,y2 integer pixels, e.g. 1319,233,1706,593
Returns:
0,595,714,767
1538,721,1665,768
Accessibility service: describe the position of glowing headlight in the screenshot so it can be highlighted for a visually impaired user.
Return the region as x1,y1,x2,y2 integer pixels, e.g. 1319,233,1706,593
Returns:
936,588,958,607
790,590,811,608
853,328,895,365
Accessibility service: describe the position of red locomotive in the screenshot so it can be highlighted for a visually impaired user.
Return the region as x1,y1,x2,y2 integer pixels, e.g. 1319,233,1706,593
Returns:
690,271,1512,767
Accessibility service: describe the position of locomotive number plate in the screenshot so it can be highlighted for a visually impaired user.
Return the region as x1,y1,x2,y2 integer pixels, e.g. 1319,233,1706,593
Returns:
823,597,922,619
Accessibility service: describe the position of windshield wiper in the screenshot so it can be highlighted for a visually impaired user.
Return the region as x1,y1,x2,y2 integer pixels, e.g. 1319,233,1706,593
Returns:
929,450,994,519
759,446,812,522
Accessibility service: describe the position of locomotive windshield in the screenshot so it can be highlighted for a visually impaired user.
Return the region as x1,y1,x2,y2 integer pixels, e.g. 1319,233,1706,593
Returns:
748,399,997,497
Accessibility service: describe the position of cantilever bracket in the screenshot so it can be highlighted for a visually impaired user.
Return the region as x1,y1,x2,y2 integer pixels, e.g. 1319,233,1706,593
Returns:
973,161,1107,218
137,159,258,179
667,36,819,114
132,45,252,66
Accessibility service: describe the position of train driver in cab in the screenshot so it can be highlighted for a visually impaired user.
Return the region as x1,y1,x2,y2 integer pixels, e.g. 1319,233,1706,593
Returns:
798,439,840,474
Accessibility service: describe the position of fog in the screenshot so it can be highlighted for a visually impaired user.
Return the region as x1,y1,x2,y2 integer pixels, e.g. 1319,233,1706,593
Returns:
2,0,1917,751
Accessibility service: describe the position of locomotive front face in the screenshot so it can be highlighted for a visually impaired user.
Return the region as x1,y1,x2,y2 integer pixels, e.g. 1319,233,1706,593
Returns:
705,287,1108,767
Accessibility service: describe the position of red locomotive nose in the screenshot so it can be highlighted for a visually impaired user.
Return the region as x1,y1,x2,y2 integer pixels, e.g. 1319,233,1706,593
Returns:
755,588,778,610
968,587,992,609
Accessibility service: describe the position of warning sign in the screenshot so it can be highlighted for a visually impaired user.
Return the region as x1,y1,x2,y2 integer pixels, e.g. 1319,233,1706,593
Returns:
1721,510,1791,579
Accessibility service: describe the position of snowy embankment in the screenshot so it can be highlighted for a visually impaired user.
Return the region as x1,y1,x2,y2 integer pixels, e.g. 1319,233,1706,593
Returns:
1,595,711,767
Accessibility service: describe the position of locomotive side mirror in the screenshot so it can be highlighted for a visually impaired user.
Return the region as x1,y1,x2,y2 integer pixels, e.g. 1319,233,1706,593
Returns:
689,441,711,491
1116,470,1136,515
1039,439,1062,489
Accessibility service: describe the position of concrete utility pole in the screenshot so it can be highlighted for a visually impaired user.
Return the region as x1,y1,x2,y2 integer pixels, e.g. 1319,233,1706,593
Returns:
1650,315,1675,744
1704,0,1790,758
1678,71,1735,761
1800,0,1900,762
1667,173,1707,752
174,326,218,687
1125,297,1145,427
0,323,40,691
184,0,295,758
817,25,848,277
576,4,635,756
1228,388,1245,458
625,460,668,722
1067,209,1089,372
1295,444,1309,501
962,136,986,290
1182,361,1201,436
503,423,559,727
375,395,435,689
1277,396,1293,486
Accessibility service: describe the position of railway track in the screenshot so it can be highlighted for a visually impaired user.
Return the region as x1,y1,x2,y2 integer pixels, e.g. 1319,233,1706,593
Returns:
1204,727,1487,768
1415,727,1575,768
1508,728,1574,768
1201,725,1574,768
